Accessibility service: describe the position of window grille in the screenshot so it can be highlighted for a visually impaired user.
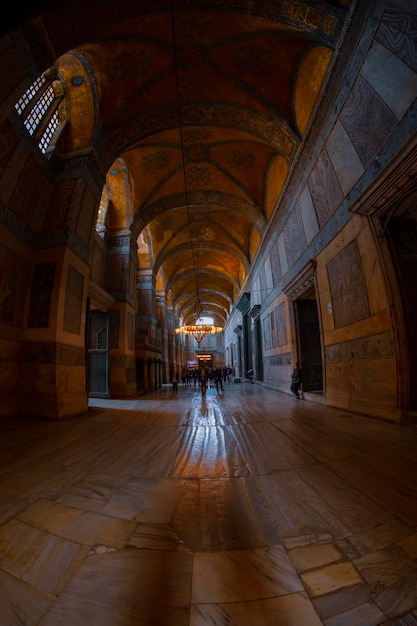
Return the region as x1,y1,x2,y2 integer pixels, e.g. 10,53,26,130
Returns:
15,74,46,115
15,75,63,154
38,109,59,153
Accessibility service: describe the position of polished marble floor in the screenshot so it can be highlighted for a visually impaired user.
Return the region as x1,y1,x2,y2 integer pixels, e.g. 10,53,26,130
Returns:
1,381,417,625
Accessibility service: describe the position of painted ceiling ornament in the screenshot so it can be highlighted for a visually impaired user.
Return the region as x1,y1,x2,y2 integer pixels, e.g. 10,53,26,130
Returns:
70,75,84,86
190,225,214,241
185,144,209,163
176,43,208,70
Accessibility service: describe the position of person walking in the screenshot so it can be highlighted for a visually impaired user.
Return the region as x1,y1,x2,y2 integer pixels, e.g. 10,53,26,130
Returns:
172,369,179,394
290,362,302,399
200,366,207,396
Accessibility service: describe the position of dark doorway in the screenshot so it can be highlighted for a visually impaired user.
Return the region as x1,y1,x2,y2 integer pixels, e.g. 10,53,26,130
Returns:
86,311,110,397
386,215,417,410
295,297,323,393
255,317,264,381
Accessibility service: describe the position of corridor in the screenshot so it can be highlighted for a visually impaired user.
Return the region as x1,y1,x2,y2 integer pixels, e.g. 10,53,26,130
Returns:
1,383,417,625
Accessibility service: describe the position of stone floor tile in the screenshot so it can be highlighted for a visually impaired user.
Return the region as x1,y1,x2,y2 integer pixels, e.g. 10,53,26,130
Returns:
373,567,417,619
192,545,303,604
323,601,386,626
354,544,415,590
38,548,192,626
312,583,370,620
190,593,323,626
349,520,414,556
0,570,55,626
396,533,417,560
301,562,362,597
287,543,343,572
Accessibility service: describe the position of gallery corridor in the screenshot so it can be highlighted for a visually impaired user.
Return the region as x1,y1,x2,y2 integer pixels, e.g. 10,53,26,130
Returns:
1,382,417,626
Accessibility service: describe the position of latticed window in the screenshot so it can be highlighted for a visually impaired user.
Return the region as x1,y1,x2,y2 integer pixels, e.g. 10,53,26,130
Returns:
15,73,64,155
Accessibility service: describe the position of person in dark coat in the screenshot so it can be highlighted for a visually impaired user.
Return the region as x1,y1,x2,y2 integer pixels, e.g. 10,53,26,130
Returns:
290,362,302,399
172,369,179,394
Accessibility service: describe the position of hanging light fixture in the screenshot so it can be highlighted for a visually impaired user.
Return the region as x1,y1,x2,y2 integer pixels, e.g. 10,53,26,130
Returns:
175,321,223,347
170,3,223,346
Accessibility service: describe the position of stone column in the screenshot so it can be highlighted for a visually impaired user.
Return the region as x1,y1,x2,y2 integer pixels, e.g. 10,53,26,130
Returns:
105,231,138,398
135,269,162,392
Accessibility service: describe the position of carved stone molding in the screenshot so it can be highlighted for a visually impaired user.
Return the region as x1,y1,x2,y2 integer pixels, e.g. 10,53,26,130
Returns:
283,260,317,301
350,134,417,220
88,280,116,311
249,304,261,320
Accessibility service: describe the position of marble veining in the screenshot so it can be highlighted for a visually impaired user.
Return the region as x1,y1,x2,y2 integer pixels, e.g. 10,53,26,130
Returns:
0,382,417,624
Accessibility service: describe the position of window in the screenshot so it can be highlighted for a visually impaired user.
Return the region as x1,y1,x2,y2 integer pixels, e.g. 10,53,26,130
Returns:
15,73,64,155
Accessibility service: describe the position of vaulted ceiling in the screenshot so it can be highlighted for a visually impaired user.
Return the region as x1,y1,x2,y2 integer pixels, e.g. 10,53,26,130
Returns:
13,0,352,325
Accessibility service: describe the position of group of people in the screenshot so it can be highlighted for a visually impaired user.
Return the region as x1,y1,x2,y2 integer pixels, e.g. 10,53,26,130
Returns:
172,362,303,399
171,365,235,394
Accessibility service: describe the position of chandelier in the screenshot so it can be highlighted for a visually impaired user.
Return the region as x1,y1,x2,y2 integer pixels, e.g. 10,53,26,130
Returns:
175,323,223,347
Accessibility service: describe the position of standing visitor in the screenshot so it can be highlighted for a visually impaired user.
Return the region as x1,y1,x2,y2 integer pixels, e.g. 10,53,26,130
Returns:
290,362,302,399
172,369,179,394
200,366,207,396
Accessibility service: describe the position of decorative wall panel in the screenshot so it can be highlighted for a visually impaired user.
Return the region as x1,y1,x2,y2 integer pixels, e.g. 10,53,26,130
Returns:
28,262,56,328
269,239,282,287
0,250,20,325
326,241,369,328
63,265,84,334
283,205,307,269
276,303,287,346
339,75,396,168
308,149,344,229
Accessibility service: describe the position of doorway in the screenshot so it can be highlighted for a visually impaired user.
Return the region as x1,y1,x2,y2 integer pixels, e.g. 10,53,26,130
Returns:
86,310,110,397
294,295,323,393
386,214,417,410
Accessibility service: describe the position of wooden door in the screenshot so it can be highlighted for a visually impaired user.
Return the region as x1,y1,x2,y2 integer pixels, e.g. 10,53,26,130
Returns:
87,311,110,397
295,299,323,393
386,216,417,409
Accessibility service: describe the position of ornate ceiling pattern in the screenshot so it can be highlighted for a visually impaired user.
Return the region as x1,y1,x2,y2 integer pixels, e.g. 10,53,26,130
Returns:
28,0,351,324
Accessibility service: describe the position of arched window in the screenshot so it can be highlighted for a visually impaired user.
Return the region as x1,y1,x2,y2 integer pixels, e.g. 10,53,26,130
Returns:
14,71,65,155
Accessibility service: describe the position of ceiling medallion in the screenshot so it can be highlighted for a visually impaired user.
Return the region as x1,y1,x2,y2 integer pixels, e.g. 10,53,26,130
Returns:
185,144,209,163
70,75,84,87
176,43,208,70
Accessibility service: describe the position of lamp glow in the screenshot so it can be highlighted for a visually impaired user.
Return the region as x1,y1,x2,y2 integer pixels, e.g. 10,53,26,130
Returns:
175,323,223,347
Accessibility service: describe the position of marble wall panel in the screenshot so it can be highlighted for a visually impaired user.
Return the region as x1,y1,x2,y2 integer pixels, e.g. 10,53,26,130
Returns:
128,312,134,351
9,158,42,225
110,310,120,349
258,265,267,301
283,205,307,270
339,75,396,169
263,255,273,293
90,238,105,285
326,241,369,328
308,149,344,229
76,184,97,246
0,250,21,325
0,121,18,175
298,187,319,245
0,44,26,107
278,232,288,276
275,303,287,346
361,40,417,121
63,265,84,335
106,255,125,293
269,239,282,287
327,120,364,196
27,261,56,328
377,2,417,73
325,331,394,364
44,180,76,232
263,315,272,351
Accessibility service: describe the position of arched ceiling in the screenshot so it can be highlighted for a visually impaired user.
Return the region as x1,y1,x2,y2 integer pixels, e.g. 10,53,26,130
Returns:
17,0,352,325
